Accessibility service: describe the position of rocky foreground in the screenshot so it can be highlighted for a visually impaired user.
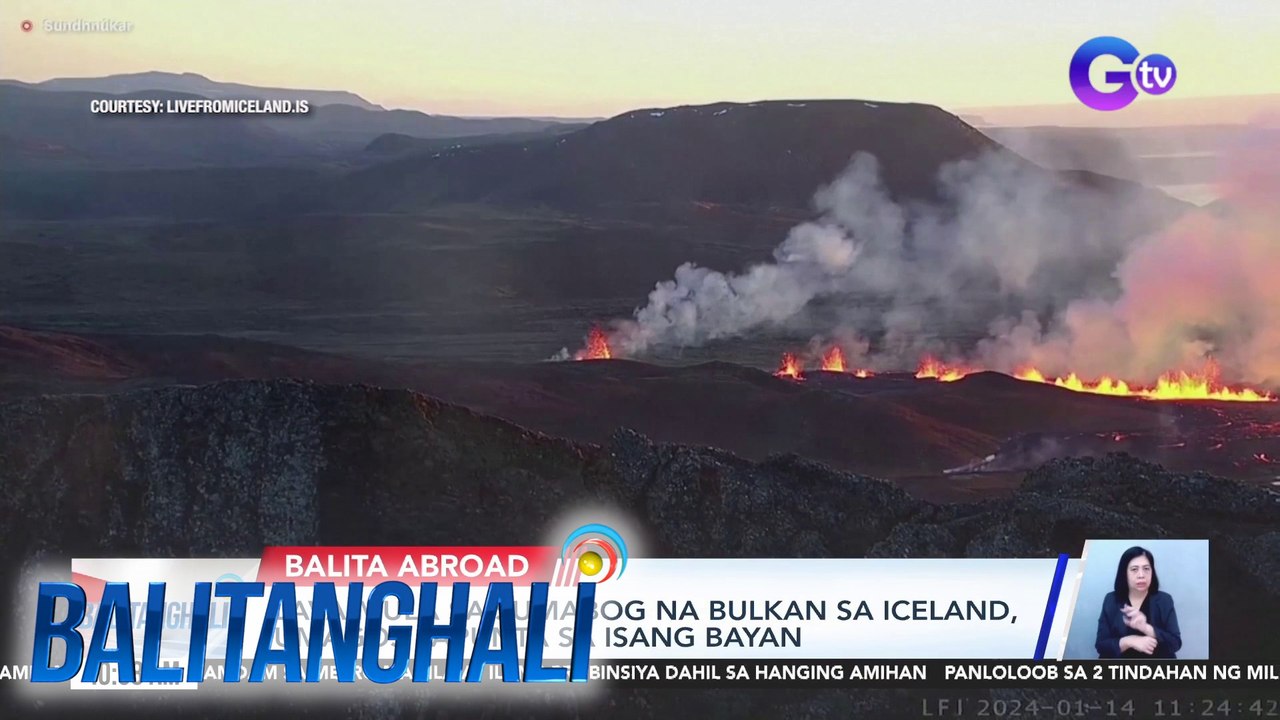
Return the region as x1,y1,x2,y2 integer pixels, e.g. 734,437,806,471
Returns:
1,380,1277,718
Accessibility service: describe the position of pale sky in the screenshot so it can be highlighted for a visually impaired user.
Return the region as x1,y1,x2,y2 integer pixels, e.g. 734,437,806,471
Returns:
2,0,1278,118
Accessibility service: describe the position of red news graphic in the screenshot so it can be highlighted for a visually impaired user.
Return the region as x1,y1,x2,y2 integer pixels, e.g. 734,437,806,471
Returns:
29,532,620,690
256,546,560,586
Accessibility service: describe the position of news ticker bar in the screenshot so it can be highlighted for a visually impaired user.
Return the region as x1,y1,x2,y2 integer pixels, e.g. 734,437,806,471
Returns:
75,660,1280,690
600,660,1280,688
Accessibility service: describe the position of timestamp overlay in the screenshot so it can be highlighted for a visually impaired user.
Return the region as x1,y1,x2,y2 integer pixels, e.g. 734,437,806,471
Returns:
918,693,1279,719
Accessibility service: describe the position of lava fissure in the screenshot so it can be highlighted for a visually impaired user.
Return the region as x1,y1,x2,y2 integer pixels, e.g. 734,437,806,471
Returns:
570,329,1275,402
1014,362,1275,403
772,346,875,380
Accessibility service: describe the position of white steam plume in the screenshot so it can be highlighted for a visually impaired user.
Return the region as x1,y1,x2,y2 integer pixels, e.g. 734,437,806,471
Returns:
607,150,1169,360
977,122,1280,385
591,122,1279,387
608,154,888,354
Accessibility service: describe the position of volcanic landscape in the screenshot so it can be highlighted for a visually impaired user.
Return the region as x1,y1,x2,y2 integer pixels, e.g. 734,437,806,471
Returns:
2,88,1279,499
4,84,1280,717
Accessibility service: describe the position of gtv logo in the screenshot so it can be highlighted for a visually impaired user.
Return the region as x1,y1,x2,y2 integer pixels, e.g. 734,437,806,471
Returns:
1070,36,1176,111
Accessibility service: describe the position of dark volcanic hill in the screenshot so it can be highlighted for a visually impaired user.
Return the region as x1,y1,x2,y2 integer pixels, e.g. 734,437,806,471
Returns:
302,100,1001,212
300,99,1190,216
0,380,1277,717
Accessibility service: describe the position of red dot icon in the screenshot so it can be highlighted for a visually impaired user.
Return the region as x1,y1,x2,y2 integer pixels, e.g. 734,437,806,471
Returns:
21,20,33,32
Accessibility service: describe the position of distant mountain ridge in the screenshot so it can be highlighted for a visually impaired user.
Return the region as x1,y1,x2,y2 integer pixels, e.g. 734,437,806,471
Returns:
0,85,314,168
363,123,590,155
265,103,576,153
0,76,586,167
1,71,382,110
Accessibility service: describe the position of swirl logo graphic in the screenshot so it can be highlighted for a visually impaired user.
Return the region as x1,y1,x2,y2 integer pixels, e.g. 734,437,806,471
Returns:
1070,36,1176,111
553,523,628,586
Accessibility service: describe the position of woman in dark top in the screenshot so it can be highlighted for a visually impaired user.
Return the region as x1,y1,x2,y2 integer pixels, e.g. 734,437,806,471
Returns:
1096,546,1182,658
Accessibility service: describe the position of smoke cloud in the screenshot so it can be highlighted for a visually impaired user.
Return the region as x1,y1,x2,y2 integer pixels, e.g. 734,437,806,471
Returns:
593,122,1280,387
978,125,1280,385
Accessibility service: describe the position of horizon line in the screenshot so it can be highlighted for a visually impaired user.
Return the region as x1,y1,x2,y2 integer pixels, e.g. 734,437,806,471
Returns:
3,70,1277,124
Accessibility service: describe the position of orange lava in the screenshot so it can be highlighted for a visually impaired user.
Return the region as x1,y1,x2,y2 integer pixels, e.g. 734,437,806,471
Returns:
574,326,613,360
775,353,804,380
915,355,970,382
775,346,874,379
821,346,846,372
1014,362,1275,403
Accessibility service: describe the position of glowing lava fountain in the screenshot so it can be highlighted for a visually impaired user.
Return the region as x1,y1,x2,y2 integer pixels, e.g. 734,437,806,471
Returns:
773,347,873,380
574,327,613,360
915,356,971,382
775,353,804,380
821,346,846,372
